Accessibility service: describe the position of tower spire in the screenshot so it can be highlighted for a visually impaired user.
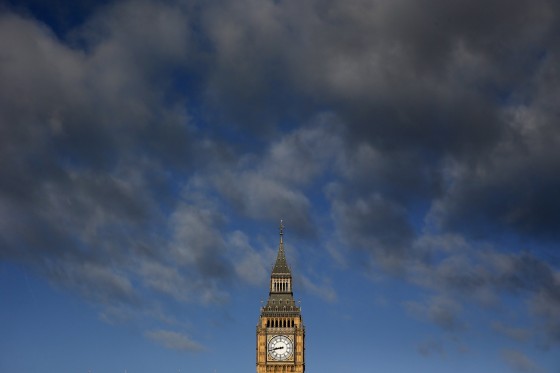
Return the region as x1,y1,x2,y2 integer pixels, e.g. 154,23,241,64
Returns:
271,220,290,275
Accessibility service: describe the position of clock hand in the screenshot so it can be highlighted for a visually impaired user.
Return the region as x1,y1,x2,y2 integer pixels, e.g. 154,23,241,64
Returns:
269,347,284,351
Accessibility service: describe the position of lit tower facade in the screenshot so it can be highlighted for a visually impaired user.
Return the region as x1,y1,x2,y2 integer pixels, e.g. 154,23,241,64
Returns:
256,222,305,373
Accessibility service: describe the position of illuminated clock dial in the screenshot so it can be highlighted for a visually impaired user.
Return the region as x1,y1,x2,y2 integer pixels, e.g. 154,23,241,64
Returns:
268,335,293,361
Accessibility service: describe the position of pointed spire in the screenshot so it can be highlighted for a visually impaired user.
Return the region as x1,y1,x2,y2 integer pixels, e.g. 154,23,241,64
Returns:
272,220,291,275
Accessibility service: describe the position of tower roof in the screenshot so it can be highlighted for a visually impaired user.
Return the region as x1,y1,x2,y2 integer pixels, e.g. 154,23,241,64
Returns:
271,220,291,275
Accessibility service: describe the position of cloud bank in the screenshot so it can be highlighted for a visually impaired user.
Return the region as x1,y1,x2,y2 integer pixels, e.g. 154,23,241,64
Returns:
1,0,559,361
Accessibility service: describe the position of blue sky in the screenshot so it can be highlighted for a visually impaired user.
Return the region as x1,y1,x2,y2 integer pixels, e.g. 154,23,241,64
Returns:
1,0,559,372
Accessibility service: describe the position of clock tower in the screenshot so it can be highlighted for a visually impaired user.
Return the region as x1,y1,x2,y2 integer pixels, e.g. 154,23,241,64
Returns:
256,222,305,373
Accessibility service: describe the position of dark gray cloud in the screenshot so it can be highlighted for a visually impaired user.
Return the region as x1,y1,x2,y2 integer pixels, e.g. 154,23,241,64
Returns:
329,188,415,271
430,60,560,240
0,2,232,344
2,0,560,356
194,0,560,245
409,240,560,345
405,296,465,332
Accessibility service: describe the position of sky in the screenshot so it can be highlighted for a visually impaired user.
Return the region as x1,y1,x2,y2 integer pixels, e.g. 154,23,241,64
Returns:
0,0,559,372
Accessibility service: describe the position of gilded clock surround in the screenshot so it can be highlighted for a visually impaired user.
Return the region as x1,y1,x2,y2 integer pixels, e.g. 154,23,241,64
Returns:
256,222,305,373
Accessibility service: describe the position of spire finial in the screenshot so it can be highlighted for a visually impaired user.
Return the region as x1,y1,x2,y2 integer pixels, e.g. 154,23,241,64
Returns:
271,220,291,276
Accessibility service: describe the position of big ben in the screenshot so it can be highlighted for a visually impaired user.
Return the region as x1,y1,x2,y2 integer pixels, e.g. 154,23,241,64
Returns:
256,222,305,373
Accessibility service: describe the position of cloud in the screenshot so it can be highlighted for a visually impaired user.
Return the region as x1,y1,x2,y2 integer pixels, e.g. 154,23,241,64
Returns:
0,1,192,237
0,1,224,341
405,296,465,332
214,170,313,236
137,261,191,303
48,260,140,305
207,114,344,237
168,196,230,280
334,141,443,205
262,113,343,186
529,288,560,346
2,0,560,360
501,349,542,373
228,230,270,286
145,329,204,352
329,190,415,271
426,48,560,242
406,237,560,346
416,338,445,357
491,321,531,342
298,274,337,303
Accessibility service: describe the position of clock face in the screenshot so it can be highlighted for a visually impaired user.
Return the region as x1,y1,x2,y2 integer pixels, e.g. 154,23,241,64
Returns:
268,335,293,361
